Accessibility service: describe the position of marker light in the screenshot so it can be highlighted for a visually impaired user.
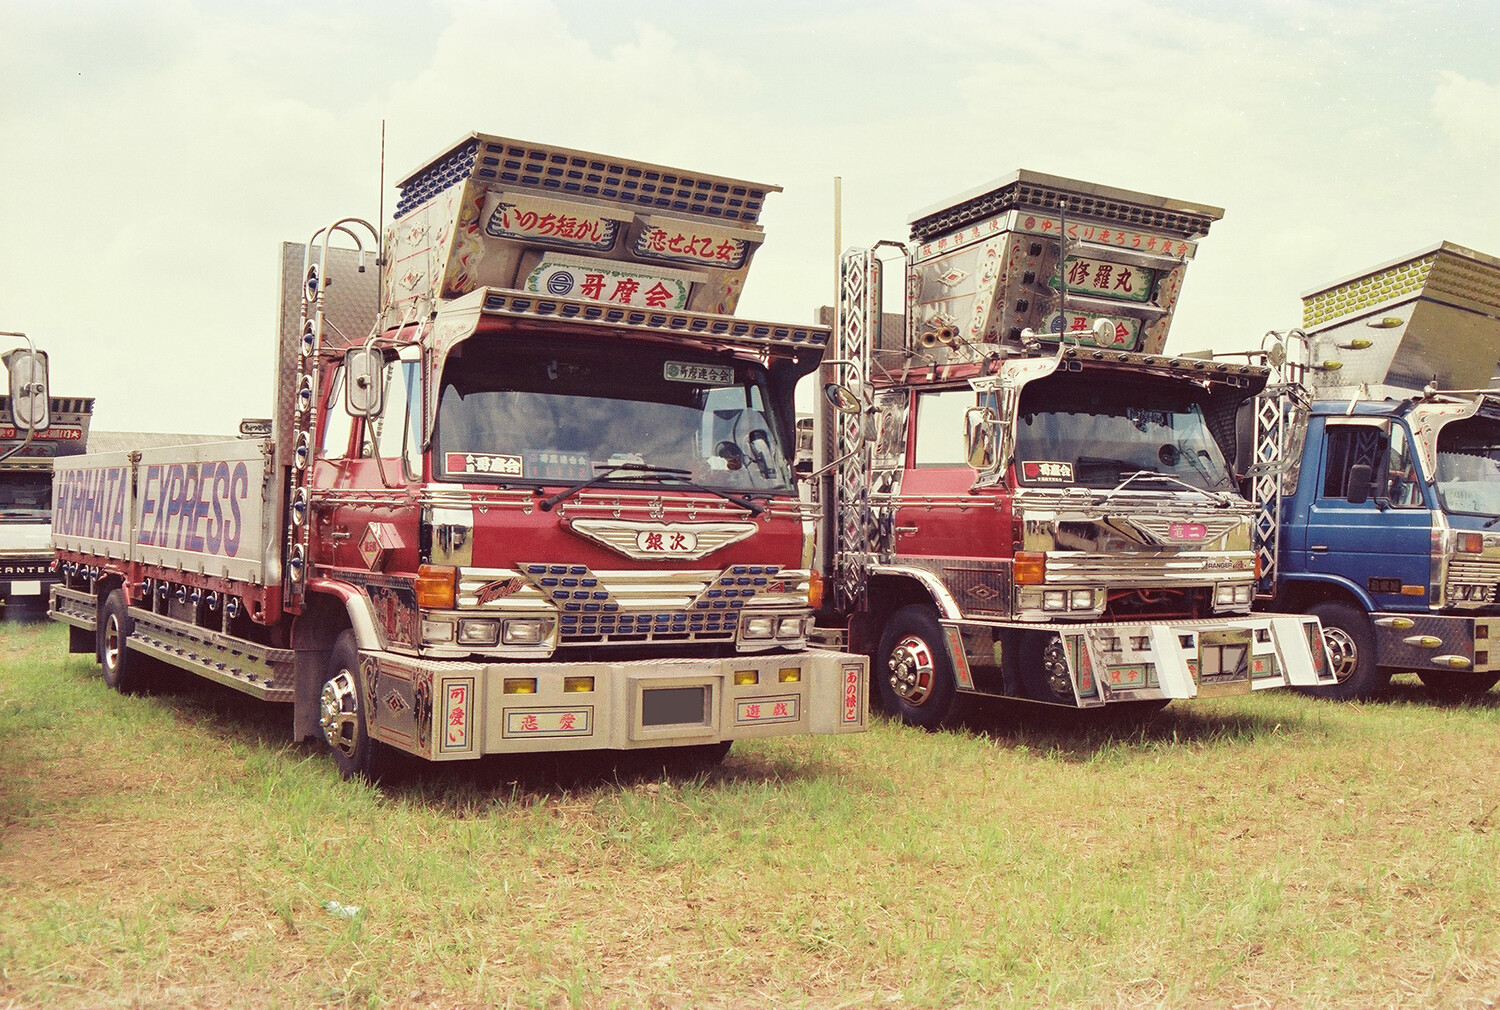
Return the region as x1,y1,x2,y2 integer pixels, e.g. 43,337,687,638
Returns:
415,564,457,609
1014,552,1046,585
808,569,825,610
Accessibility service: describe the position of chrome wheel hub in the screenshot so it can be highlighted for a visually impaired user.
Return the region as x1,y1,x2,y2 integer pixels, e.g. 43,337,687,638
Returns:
1039,636,1073,700
103,614,122,672
1322,627,1360,683
320,670,360,758
887,635,935,706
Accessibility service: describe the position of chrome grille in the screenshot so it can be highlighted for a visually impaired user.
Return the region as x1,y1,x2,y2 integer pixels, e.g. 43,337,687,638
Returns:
1449,557,1500,584
1045,552,1254,587
457,564,808,644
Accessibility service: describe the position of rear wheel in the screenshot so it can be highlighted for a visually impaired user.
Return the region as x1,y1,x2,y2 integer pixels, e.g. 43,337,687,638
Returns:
320,631,393,781
99,589,150,694
1417,669,1500,698
1304,600,1388,701
876,605,958,729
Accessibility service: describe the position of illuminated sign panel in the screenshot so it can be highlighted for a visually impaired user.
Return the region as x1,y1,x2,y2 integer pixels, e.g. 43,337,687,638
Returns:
523,254,696,311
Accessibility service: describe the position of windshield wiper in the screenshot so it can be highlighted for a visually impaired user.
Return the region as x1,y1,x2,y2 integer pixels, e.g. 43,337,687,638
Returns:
1097,469,1238,509
538,463,691,512
651,474,767,517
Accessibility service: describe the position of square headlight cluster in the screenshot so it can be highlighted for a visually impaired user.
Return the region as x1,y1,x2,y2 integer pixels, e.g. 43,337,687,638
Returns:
740,614,814,641
425,617,554,648
1214,584,1255,607
1449,583,1495,604
1019,588,1101,613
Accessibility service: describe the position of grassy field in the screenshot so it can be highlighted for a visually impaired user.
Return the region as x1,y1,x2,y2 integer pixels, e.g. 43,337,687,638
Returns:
4,619,1500,1008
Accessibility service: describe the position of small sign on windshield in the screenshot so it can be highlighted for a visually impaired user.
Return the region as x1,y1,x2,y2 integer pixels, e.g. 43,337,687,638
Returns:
664,361,734,386
1022,461,1074,483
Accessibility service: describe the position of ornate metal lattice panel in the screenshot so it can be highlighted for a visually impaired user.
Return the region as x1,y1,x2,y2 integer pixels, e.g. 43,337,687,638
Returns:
832,248,882,611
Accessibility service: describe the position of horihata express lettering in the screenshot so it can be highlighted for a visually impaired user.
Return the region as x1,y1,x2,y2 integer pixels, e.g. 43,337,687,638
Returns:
137,461,250,556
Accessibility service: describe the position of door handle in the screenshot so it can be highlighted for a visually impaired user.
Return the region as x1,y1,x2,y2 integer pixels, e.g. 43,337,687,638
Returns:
894,526,919,536
1309,544,1328,553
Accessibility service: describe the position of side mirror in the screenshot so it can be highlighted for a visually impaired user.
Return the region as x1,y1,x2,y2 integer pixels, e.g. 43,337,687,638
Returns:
3,347,50,433
964,405,996,470
344,346,385,418
1346,463,1373,504
823,382,861,415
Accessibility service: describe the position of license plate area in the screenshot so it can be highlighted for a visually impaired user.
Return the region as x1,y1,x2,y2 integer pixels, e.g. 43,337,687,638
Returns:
641,686,710,728
1198,628,1253,697
630,676,719,743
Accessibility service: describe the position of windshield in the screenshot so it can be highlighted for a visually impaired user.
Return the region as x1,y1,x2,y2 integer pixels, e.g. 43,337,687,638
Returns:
0,471,51,520
434,337,794,493
1014,375,1235,491
1435,415,1500,516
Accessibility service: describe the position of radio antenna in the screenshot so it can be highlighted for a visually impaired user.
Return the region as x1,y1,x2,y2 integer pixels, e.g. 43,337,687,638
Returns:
377,120,386,312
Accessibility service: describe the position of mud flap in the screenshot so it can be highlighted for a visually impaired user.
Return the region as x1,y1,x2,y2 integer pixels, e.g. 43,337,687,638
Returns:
1272,616,1331,687
1148,626,1200,698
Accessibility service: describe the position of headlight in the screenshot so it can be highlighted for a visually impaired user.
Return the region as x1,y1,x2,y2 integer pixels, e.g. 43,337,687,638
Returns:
1215,585,1236,606
1069,590,1095,610
502,618,549,645
457,618,500,646
742,616,775,639
776,616,803,639
1042,590,1068,611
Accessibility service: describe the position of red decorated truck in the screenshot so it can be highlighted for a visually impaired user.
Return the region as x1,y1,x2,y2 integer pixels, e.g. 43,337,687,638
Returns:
812,171,1335,724
49,133,867,778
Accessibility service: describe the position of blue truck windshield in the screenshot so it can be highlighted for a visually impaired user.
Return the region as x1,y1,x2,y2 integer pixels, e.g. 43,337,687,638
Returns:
1435,415,1500,516
434,337,794,493
1015,375,1236,491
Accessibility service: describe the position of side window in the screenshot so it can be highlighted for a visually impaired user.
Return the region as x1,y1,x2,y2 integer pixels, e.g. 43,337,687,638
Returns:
1383,424,1424,508
913,390,974,468
320,366,354,460
1321,426,1387,499
361,360,421,478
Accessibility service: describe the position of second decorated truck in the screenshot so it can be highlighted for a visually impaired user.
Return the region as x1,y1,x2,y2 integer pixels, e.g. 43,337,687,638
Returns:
49,133,867,778
813,170,1335,725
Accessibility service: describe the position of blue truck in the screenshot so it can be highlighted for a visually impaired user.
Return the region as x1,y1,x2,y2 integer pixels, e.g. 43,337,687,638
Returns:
1239,241,1500,699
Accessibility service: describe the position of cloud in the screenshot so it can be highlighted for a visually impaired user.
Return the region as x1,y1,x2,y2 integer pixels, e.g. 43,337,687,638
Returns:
1432,71,1500,156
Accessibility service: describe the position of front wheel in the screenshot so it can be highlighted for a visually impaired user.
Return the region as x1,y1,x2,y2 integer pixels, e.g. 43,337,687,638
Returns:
876,605,959,729
320,631,393,781
1304,600,1389,701
1417,669,1500,698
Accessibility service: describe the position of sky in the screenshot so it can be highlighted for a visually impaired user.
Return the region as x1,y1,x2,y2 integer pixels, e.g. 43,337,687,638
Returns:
3,0,1498,435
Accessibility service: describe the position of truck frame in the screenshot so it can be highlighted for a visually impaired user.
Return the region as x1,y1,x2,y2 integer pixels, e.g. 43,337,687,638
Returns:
813,171,1334,724
50,133,867,778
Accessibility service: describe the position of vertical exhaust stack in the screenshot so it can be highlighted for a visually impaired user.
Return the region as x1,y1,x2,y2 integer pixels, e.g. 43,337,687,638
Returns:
1299,241,1500,397
901,170,1223,365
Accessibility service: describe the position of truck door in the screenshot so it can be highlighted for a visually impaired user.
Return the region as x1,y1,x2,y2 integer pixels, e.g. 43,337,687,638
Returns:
892,389,1007,561
1305,420,1433,607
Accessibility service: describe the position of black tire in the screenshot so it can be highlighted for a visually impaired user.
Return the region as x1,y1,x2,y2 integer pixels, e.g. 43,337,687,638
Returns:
319,631,393,781
99,589,150,694
876,604,959,729
1020,631,1079,705
1417,669,1500,698
1304,600,1389,701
